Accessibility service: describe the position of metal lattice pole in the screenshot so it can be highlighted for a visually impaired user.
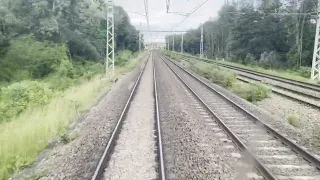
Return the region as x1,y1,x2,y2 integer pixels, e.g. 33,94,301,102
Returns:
200,24,204,58
106,0,115,77
181,33,184,54
312,1,320,80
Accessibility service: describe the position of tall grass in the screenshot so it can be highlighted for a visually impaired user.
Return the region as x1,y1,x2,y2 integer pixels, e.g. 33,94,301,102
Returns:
172,57,271,103
0,52,146,180
0,76,110,179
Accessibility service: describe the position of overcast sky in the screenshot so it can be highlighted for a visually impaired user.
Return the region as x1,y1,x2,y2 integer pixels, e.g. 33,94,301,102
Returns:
115,0,225,43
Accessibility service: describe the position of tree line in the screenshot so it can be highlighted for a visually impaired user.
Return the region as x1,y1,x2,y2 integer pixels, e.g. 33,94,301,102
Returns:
0,0,141,83
166,0,317,69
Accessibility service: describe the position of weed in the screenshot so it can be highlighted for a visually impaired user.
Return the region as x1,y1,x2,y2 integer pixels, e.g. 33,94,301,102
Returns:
287,115,299,127
0,52,145,179
231,82,271,102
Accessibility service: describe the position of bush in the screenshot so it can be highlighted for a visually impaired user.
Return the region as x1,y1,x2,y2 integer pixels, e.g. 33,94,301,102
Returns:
115,50,133,66
259,51,280,69
232,82,270,102
211,69,237,88
287,115,299,127
243,53,255,65
296,67,311,78
192,63,236,88
5,35,69,80
0,81,52,122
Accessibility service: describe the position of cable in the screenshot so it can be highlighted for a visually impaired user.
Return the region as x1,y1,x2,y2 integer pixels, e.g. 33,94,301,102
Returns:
171,0,210,30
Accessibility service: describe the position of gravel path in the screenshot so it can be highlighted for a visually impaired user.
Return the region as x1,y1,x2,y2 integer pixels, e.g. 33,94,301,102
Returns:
155,54,249,180
103,57,157,180
13,56,149,180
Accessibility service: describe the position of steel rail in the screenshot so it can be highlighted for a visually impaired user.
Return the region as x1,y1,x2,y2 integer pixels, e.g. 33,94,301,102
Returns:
237,76,320,110
179,55,320,108
159,52,320,179
177,52,320,92
155,53,276,180
153,53,166,180
91,53,150,180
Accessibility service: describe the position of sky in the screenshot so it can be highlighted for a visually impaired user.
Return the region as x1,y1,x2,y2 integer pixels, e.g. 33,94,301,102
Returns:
114,0,225,43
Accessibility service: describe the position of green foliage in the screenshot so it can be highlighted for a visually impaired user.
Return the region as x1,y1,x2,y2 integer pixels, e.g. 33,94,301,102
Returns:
244,53,255,65
287,115,299,127
115,50,133,66
166,0,318,73
2,36,69,82
0,81,52,122
232,82,271,102
191,62,236,88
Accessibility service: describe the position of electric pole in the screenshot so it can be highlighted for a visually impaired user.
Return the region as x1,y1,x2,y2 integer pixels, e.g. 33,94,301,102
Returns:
139,22,142,52
181,34,184,54
312,0,320,80
172,35,175,51
106,0,115,77
200,24,204,58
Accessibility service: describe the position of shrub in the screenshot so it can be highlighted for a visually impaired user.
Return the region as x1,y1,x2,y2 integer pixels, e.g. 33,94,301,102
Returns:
211,69,237,88
259,51,280,69
287,115,299,127
191,63,236,88
115,50,133,66
232,82,270,102
243,53,255,65
296,67,311,78
5,35,69,79
0,81,52,122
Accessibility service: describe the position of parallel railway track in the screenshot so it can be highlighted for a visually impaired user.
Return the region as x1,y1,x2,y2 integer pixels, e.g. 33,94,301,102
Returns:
91,53,166,180
159,52,320,180
177,54,320,109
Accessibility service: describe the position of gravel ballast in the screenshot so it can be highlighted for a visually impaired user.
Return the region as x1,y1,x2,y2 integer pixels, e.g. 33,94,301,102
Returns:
103,57,157,180
171,56,320,157
154,54,250,180
14,56,149,180
164,57,320,178
256,94,320,147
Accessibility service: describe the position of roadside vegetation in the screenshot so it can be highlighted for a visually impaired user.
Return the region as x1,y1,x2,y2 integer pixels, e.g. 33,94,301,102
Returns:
165,0,319,84
0,0,144,179
184,59,271,103
0,51,145,179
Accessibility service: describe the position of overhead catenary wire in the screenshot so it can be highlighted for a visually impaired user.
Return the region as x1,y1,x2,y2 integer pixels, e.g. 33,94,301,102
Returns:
171,0,210,30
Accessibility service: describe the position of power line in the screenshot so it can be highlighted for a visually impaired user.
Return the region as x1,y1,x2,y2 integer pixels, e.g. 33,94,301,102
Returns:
172,0,210,30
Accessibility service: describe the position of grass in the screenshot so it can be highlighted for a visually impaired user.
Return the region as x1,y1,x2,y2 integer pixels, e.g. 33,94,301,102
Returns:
287,115,299,127
231,82,271,102
0,52,146,180
168,51,319,85
168,53,271,103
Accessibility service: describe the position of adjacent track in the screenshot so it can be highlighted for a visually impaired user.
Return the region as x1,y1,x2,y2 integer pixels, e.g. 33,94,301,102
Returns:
91,54,166,180
177,52,320,92
178,54,320,109
159,52,320,180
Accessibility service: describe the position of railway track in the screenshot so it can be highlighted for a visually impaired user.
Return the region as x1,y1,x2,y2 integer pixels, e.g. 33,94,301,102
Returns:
159,52,320,180
91,53,166,180
176,53,320,109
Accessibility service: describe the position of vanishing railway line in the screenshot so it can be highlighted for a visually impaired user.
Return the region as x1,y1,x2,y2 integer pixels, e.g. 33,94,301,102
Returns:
159,52,320,180
90,51,320,180
91,53,166,180
176,53,320,109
